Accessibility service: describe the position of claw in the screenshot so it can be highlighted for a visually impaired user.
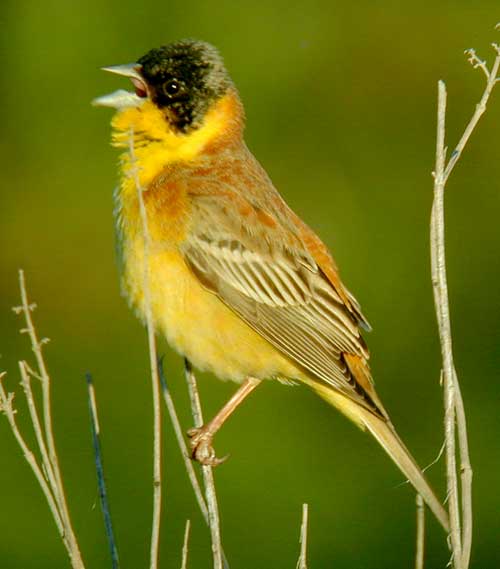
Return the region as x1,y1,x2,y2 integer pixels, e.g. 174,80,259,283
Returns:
187,427,229,466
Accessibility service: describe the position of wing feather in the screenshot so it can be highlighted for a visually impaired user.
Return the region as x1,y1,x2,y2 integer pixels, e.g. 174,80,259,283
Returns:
180,194,380,413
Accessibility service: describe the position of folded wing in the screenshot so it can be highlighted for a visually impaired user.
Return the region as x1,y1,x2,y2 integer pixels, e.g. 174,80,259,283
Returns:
181,193,383,416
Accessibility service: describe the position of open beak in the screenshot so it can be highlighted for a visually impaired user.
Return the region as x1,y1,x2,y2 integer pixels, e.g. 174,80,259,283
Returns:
92,63,148,109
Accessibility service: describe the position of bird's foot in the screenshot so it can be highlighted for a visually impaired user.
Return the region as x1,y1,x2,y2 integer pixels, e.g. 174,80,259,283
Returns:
187,426,228,467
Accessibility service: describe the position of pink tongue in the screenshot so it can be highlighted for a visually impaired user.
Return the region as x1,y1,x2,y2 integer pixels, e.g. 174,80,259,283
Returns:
131,77,147,98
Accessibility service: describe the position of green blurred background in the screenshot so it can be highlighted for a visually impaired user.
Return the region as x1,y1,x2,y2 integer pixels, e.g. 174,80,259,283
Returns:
1,1,499,567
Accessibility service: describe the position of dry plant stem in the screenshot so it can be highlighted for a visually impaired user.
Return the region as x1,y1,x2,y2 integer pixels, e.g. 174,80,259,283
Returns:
432,39,500,568
128,130,163,569
184,359,224,569
19,361,61,508
158,360,209,523
296,503,309,569
18,361,81,560
18,271,59,477
436,41,500,569
415,495,425,569
180,520,191,569
0,373,64,536
443,45,500,184
16,271,85,569
432,81,463,569
86,374,120,569
159,362,230,569
453,370,472,568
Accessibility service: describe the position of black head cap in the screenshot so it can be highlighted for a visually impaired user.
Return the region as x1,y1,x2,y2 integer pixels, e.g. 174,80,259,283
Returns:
137,40,232,133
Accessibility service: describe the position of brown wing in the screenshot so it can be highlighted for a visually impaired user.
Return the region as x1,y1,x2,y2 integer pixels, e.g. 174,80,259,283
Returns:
180,192,383,416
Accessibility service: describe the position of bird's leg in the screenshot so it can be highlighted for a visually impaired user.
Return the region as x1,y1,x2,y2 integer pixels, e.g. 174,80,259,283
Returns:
188,376,262,466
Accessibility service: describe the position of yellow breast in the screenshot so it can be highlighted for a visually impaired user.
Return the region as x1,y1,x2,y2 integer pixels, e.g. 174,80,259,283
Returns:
125,243,300,382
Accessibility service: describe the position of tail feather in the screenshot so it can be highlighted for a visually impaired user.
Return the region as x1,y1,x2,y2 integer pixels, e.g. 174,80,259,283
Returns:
360,409,449,532
310,382,450,532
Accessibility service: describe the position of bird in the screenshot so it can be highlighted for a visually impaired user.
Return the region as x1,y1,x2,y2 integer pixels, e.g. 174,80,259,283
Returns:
93,39,449,532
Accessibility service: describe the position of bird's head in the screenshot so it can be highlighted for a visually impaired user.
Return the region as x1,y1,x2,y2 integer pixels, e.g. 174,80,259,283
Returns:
94,39,243,157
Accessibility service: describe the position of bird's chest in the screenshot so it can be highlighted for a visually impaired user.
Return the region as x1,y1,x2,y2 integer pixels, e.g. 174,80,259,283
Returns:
115,174,233,373
115,170,191,317
114,161,302,382
120,234,289,381
115,186,296,382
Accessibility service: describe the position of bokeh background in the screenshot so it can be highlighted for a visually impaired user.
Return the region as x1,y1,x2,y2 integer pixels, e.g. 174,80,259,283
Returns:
1,2,499,568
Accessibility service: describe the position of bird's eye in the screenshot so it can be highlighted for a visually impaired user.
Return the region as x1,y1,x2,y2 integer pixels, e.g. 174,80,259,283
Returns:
163,78,181,98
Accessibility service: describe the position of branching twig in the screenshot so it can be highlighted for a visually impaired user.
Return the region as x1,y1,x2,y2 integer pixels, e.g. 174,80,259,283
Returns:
415,495,425,569
6,272,86,568
432,74,464,569
128,130,163,569
296,503,309,569
444,43,500,183
16,271,84,566
184,359,224,569
0,373,65,537
18,360,60,512
86,373,120,569
430,29,499,569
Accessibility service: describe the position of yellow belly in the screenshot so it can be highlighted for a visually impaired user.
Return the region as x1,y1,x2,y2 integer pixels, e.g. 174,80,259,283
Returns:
124,245,301,383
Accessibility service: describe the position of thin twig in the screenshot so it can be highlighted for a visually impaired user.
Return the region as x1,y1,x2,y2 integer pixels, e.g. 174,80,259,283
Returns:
296,503,309,569
432,80,463,569
14,271,85,568
86,373,120,569
18,358,77,557
159,360,230,569
184,359,224,569
158,359,209,523
445,39,500,569
415,495,425,569
0,373,65,537
18,361,60,509
443,45,500,184
128,130,163,569
180,519,191,569
453,370,473,569
430,34,500,569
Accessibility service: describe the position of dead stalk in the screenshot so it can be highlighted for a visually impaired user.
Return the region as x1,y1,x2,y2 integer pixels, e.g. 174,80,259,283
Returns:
159,360,209,523
430,30,499,569
296,503,309,569
1,273,85,568
415,495,425,569
128,130,163,569
184,359,224,569
180,519,191,569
